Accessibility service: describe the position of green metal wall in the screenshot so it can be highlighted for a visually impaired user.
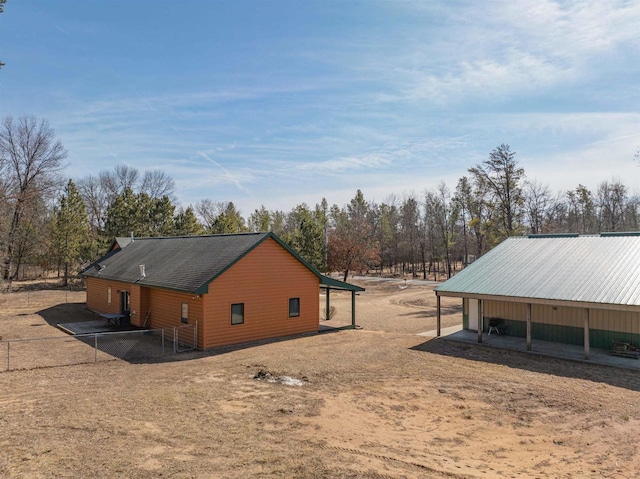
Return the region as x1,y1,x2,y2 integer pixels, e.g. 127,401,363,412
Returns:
484,317,640,349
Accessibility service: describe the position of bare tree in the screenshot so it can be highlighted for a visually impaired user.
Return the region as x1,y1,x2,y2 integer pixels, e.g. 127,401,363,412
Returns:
195,199,222,231
399,195,420,277
195,199,246,233
140,169,175,199
524,180,554,234
0,116,66,285
77,174,108,231
98,164,139,204
597,180,628,232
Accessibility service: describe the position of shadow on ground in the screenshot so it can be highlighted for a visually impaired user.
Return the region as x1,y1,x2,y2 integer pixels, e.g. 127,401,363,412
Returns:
411,338,640,392
35,303,325,367
397,305,461,319
37,303,98,326
130,330,325,366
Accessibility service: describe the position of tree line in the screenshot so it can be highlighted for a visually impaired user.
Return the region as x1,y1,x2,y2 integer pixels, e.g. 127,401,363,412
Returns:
1,116,638,288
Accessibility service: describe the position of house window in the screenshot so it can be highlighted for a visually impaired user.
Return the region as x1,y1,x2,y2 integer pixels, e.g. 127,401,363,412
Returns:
107,287,111,304
181,303,188,324
231,303,244,325
289,298,300,317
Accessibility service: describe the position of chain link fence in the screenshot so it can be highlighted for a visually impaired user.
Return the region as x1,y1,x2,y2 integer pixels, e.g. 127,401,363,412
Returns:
0,289,86,309
0,323,197,372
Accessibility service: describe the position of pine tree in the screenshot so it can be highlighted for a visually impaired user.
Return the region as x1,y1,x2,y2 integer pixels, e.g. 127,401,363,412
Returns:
50,179,89,286
174,206,205,236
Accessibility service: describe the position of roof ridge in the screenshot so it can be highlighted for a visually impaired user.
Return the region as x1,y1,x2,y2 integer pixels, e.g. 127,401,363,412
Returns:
129,232,268,241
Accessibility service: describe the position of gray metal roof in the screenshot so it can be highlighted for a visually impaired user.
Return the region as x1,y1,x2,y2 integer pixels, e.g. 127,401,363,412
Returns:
435,234,640,307
83,233,271,294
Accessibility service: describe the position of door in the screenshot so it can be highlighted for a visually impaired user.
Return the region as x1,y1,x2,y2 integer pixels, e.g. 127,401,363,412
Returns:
468,298,479,331
120,291,130,314
120,291,131,324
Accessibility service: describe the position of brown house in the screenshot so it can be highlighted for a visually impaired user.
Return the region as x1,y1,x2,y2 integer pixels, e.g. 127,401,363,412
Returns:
82,232,364,350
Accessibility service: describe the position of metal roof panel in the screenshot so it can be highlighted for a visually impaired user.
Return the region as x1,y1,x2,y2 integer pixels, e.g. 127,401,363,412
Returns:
435,234,640,306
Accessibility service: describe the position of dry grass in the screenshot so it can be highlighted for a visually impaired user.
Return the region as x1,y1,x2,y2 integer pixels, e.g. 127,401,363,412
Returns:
0,279,638,478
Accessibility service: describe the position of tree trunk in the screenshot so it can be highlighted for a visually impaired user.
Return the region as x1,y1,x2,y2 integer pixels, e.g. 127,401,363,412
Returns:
2,199,24,282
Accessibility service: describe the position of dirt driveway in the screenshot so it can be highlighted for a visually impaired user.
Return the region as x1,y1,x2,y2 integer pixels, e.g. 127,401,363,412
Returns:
322,278,462,333
0,280,638,478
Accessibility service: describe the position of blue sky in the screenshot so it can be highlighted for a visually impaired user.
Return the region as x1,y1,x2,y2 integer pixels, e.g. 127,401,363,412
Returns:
2,0,639,214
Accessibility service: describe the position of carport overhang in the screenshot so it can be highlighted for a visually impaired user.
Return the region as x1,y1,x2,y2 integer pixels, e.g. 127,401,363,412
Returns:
320,275,365,329
434,290,640,360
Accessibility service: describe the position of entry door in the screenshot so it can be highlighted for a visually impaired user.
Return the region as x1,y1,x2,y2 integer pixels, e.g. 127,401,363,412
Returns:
120,291,130,314
468,299,479,331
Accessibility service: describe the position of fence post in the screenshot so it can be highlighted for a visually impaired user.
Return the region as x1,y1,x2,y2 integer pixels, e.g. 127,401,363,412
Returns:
173,327,177,354
161,329,165,355
194,321,198,350
94,334,98,363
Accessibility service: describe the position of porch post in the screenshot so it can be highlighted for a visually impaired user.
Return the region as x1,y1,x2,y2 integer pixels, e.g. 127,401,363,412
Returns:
584,308,590,360
477,299,482,343
351,290,356,328
526,303,532,351
325,287,330,320
436,294,441,337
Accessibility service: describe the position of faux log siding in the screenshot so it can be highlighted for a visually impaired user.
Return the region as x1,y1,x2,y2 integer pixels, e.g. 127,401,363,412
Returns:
202,237,319,349
485,299,639,334
134,287,152,327
86,277,132,315
147,288,204,343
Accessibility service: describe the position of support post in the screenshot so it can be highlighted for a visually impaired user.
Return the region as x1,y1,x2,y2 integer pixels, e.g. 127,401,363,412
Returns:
351,290,356,328
436,294,441,337
584,308,590,360
173,327,177,354
477,299,482,343
326,287,330,320
526,303,532,351
94,334,98,363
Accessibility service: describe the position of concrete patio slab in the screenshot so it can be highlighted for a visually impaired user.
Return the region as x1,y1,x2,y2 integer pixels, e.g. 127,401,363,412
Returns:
417,325,462,337
57,320,141,335
441,329,640,371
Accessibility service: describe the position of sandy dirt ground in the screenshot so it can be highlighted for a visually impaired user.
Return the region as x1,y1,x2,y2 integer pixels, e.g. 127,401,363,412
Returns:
0,279,639,478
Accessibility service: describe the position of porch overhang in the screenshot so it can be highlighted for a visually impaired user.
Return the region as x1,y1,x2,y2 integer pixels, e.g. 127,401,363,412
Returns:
320,275,364,329
434,290,639,360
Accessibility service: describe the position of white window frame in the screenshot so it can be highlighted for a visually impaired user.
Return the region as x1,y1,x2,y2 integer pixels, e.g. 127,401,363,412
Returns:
181,303,188,324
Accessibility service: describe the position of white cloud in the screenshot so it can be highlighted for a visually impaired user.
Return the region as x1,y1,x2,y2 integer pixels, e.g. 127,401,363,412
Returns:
382,0,640,105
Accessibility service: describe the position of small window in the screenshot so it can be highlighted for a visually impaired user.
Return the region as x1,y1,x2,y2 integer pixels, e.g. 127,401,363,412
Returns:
289,298,300,317
107,287,111,304
181,303,188,324
231,303,244,325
